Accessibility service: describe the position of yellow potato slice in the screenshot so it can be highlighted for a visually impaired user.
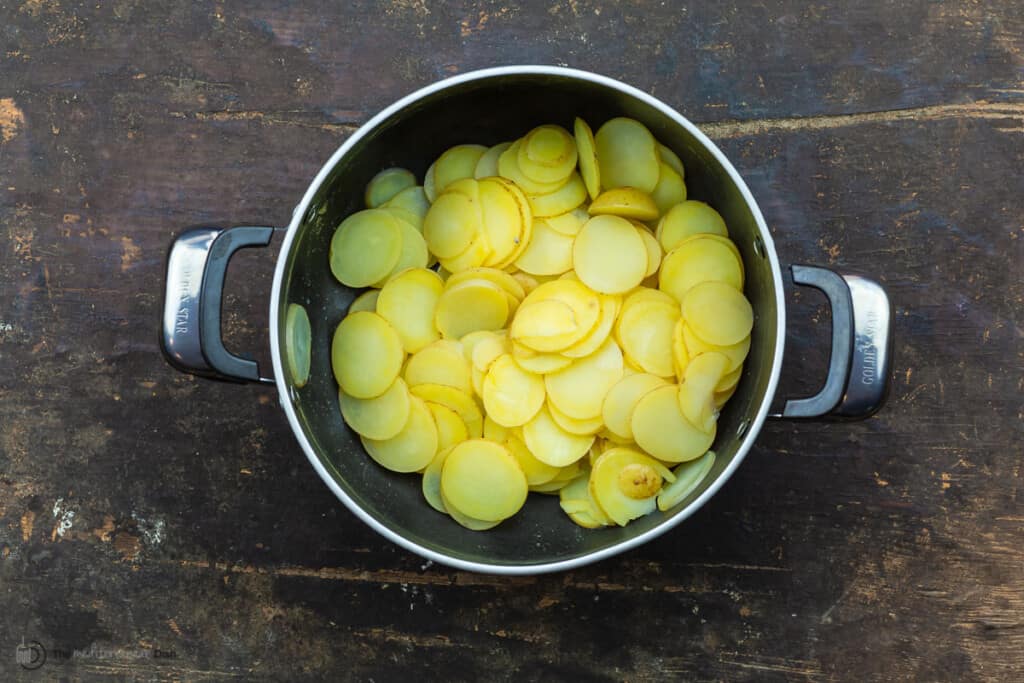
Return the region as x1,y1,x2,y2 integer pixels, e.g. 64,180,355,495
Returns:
422,445,455,513
438,233,493,273
527,172,587,218
561,293,620,359
512,280,601,352
650,162,687,217
404,339,472,395
470,333,510,373
374,218,430,285
482,354,546,427
441,439,528,521
376,267,444,353
284,303,311,388
423,161,438,202
589,448,663,526
511,340,573,374
560,473,612,527
716,364,743,393
548,400,604,435
656,200,728,251
427,402,469,453
498,140,570,195
714,383,739,408
672,317,689,380
361,396,439,473
331,311,405,399
459,329,501,365
506,435,560,486
522,405,595,467
483,415,510,443
329,209,403,287
441,488,501,530
615,300,679,378
365,167,417,208
409,383,484,438
632,385,716,463
347,289,379,314
446,266,525,302
595,117,660,193
588,187,659,222
601,373,669,441
659,236,744,304
512,271,539,295
433,144,488,194
634,225,663,278
476,178,526,266
678,351,729,433
545,338,624,420
474,141,512,179
423,191,481,259
435,280,509,340
682,281,754,346
384,185,430,228
518,125,578,184
544,205,590,237
573,117,601,200
513,220,574,275
339,377,411,440
682,323,751,373
573,215,647,294
620,286,678,317
658,144,685,179
657,450,716,512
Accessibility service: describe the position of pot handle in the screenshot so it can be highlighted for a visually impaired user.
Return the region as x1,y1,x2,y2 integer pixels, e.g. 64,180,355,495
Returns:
160,226,277,385
771,265,892,419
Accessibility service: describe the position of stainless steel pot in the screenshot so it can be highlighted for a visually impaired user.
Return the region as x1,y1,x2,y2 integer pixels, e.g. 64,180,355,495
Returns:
161,66,892,574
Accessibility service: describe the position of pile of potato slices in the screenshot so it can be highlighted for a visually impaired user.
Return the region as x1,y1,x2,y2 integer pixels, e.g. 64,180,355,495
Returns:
308,116,753,531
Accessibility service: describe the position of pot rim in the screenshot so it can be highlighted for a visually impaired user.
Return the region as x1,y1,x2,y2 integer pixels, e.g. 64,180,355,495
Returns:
268,65,786,575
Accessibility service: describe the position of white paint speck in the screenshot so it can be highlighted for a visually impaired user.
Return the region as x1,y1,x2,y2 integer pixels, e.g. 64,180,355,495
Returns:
420,559,433,571
131,513,166,546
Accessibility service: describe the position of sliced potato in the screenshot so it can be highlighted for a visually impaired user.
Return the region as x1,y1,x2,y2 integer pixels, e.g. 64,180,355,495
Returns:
482,354,546,427
374,217,429,286
511,340,574,374
409,383,484,438
559,473,612,527
561,293,620,359
285,303,311,388
329,209,403,287
637,226,663,278
422,445,456,513
483,415,510,443
527,172,587,218
595,117,660,193
376,267,444,353
362,396,439,473
384,185,430,228
659,236,744,304
657,200,728,251
441,439,528,521
347,289,379,314
574,117,601,200
423,190,481,259
650,162,687,216
677,351,729,433
573,215,647,294
544,205,589,237
715,364,743,393
589,447,662,525
632,384,716,463
511,280,601,352
427,402,469,453
682,281,754,347
548,400,604,436
681,323,751,373
657,450,716,512
545,338,624,420
658,144,685,179
615,300,679,378
513,219,575,275
474,141,512,179
506,435,561,486
498,140,570,195
588,187,659,222
470,332,510,373
435,279,510,340
339,377,412,440
365,167,417,208
518,125,578,184
441,487,501,530
434,144,488,194
601,372,669,441
522,404,595,467
405,339,473,395
332,311,405,399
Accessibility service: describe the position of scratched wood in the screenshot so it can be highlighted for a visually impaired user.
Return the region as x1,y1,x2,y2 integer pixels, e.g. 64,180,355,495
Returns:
1,1,1022,681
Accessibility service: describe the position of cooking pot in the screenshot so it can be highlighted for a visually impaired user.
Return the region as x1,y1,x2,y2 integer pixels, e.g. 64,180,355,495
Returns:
161,66,892,574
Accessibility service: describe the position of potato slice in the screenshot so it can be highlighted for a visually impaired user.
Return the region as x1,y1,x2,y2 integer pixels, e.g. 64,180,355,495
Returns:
405,339,472,395
460,329,500,365
672,316,689,380
365,167,417,208
427,402,469,454
714,384,739,408
512,272,539,295
347,289,379,314
374,216,430,285
620,286,677,316
423,191,481,259
656,200,728,251
470,333,510,373
384,185,430,228
474,142,512,179
512,280,601,352
637,226,663,278
601,373,669,441
362,396,439,473
332,311,405,399
589,448,663,526
447,266,525,302
440,488,501,530
560,473,612,527
682,324,751,373
659,236,744,303
682,281,754,346
284,303,311,388
548,400,604,435
527,172,587,218
422,445,456,513
632,385,716,463
522,404,595,467
573,215,647,294
433,144,488,194
476,178,526,266
441,439,528,521
678,351,729,433
588,187,659,222
513,219,575,275
545,338,624,420
339,377,411,440
518,125,578,184
658,144,685,179
544,205,589,237
650,162,687,217
329,209,403,287
716,364,743,393
498,140,570,195
506,435,560,486
573,117,601,200
595,117,660,193
657,450,716,512
423,161,438,202
482,354,546,427
409,383,484,438
615,300,679,378
376,267,444,353
435,279,509,340
561,293,620,359
511,340,573,374
483,415,510,443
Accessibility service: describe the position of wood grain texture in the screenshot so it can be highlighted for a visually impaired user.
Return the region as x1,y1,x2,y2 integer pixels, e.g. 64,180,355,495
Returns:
1,0,1021,681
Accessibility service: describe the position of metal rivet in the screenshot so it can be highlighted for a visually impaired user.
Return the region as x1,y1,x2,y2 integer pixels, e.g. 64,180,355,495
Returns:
753,235,767,258
736,419,750,438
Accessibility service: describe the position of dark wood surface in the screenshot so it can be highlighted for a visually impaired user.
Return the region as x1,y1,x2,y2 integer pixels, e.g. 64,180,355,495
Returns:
1,1,1022,681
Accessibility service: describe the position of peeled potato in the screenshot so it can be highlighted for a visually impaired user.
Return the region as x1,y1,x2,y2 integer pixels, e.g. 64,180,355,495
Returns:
482,354,546,427
470,333,510,374
548,400,604,436
329,209,403,287
427,402,470,454
447,267,525,302
573,215,647,294
658,144,685,179
602,373,669,441
511,280,601,352
474,142,512,179
365,167,417,208
595,117,660,193
527,172,587,218
574,117,601,200
545,338,624,420
716,364,743,393
441,488,501,531
362,396,439,473
506,435,561,486
423,190,481,259
561,293,620,359
682,281,754,347
514,219,575,275
435,280,509,340
677,351,729,433
615,300,679,378
483,415,510,443
518,125,578,184
672,317,690,380
376,268,444,353
339,377,411,440
589,447,663,526
522,404,595,467
348,289,379,314
478,178,527,266
422,445,455,513
650,161,687,217
559,472,612,528
409,383,484,438
657,200,728,251
544,205,589,237
385,185,430,229
682,324,751,374
499,140,570,195
434,144,488,194
285,303,311,388
637,227,663,278
441,439,528,521
588,187,659,222
659,236,744,304
332,311,405,399
657,450,716,512
632,384,716,463
405,339,473,395
511,340,573,374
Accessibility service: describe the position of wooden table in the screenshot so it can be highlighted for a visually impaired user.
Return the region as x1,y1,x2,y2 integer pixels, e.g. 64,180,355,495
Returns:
1,2,1021,680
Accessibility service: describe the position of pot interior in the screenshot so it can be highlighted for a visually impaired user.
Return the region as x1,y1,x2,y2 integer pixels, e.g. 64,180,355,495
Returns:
276,70,780,568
